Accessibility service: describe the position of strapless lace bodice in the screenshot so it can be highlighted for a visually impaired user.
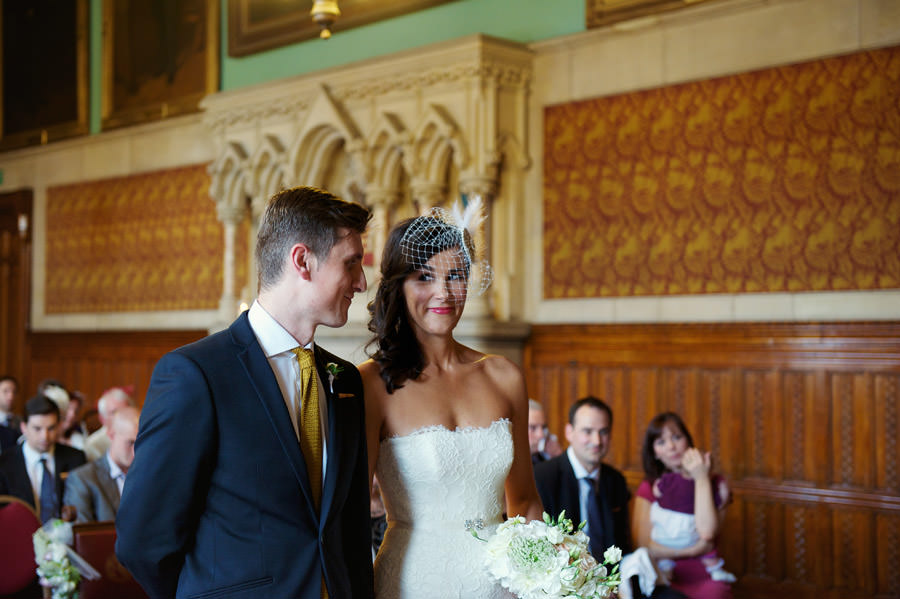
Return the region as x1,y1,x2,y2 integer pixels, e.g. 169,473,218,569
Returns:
374,419,515,599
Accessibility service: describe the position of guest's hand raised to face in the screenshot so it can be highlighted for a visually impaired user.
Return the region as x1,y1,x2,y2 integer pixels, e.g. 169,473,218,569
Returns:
681,447,711,480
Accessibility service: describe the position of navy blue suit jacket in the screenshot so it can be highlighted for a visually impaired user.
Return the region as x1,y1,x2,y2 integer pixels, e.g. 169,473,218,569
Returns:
0,442,86,514
534,455,633,555
116,313,374,599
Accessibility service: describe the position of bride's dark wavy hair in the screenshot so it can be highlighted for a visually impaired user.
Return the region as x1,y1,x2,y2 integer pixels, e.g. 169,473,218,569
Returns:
366,216,472,393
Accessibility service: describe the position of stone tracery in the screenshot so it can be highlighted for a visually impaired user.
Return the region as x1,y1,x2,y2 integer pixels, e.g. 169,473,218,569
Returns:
203,36,533,342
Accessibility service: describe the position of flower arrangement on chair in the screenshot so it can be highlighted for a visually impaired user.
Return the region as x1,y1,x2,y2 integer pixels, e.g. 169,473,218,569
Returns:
33,519,100,599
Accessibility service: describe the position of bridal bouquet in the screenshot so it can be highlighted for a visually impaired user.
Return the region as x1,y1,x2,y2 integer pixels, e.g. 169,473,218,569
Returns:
473,511,622,599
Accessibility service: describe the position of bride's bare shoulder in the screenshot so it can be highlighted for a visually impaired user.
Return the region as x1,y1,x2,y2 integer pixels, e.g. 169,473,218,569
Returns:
358,359,383,388
477,354,526,388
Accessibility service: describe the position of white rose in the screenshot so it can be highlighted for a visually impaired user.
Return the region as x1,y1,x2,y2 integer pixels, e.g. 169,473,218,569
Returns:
603,545,623,564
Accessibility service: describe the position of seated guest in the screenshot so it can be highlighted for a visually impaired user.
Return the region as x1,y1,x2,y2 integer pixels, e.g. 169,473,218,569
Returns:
528,399,563,464
59,390,89,450
84,386,135,462
0,394,86,522
64,406,139,522
534,396,632,556
0,375,21,451
632,412,734,599
528,399,549,464
37,379,71,415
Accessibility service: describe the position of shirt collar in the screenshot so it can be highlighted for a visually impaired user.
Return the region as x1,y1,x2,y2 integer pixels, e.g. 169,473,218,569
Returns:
107,453,125,480
567,446,599,481
22,441,55,470
248,300,314,357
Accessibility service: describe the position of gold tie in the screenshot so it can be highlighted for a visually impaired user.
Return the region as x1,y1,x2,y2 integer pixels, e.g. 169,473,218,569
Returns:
292,347,322,510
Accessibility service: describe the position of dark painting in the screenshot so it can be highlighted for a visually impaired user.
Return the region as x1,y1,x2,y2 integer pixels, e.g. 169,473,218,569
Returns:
1,0,88,150
103,0,218,130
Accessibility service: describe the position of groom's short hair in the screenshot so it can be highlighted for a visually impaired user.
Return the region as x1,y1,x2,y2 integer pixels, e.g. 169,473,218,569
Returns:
256,186,371,290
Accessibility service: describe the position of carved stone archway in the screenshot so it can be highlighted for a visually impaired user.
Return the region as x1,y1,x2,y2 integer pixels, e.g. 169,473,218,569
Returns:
202,35,533,360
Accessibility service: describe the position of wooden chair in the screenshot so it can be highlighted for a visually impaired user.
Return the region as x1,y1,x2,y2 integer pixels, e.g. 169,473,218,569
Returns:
70,521,148,599
0,495,41,597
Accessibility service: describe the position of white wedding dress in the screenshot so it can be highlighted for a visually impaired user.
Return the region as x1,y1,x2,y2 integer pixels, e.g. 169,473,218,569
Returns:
374,418,516,599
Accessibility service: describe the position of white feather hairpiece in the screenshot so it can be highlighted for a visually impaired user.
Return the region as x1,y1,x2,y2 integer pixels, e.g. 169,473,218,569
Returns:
451,195,485,239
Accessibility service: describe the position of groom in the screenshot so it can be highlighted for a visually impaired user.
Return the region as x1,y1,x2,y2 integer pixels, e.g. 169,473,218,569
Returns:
117,187,375,599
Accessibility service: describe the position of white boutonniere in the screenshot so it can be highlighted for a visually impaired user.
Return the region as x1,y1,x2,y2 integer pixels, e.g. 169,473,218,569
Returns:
325,362,344,393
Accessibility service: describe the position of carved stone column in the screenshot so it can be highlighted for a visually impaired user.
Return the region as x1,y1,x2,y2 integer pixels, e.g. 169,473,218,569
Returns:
215,203,247,330
365,186,402,266
458,176,498,320
411,182,445,215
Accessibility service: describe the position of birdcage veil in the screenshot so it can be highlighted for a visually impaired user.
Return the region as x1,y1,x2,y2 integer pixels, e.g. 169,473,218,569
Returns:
398,197,493,296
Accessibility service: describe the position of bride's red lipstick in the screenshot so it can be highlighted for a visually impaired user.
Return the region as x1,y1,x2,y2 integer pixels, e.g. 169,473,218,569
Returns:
428,307,453,314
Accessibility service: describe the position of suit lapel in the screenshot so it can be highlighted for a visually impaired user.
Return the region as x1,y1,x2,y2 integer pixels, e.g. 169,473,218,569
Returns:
314,348,357,526
560,456,582,520
597,465,616,551
10,446,36,507
231,314,319,518
95,457,121,513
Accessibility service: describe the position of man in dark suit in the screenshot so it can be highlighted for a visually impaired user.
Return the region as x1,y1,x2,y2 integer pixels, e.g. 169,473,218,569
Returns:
63,405,139,522
116,187,375,599
534,396,632,556
0,374,21,451
0,394,86,521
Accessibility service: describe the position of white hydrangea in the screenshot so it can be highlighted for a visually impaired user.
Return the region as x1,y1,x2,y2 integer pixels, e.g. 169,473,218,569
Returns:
477,512,622,599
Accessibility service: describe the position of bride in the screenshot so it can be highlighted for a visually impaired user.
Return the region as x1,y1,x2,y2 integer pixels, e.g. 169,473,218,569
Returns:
360,205,543,598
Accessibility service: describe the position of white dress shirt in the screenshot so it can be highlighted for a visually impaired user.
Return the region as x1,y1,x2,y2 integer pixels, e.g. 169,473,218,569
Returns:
566,446,600,536
22,442,56,506
107,453,126,495
247,300,328,481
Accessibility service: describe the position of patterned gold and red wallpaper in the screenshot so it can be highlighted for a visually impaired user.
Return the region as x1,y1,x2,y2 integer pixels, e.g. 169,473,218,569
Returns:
45,164,248,313
544,46,900,298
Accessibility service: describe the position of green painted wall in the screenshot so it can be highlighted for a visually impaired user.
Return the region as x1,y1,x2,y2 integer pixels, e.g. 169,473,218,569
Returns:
222,0,585,90
90,0,102,133
88,0,585,134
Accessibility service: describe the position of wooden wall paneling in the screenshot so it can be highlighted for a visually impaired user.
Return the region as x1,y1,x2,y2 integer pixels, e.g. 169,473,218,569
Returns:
876,374,900,493
536,365,566,442
832,373,857,487
596,367,631,468
832,508,874,594
784,502,811,586
26,330,206,407
721,491,746,580
875,511,900,597
718,368,744,485
525,323,900,598
855,373,876,489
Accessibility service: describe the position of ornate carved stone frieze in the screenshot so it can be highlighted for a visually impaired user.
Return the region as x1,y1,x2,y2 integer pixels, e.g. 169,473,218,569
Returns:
202,35,534,344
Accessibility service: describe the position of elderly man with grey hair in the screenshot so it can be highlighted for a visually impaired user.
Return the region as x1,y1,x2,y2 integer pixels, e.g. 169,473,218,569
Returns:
83,387,135,461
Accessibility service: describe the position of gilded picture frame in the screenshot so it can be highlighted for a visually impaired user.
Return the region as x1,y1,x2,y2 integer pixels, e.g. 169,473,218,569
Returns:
586,0,722,29
228,0,459,57
0,0,89,151
102,0,219,131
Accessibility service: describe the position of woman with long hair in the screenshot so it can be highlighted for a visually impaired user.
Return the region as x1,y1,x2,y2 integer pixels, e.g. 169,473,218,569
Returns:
360,205,543,598
633,412,734,599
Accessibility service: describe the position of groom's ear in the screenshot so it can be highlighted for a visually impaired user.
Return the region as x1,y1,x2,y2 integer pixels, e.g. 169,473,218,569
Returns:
290,243,316,281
